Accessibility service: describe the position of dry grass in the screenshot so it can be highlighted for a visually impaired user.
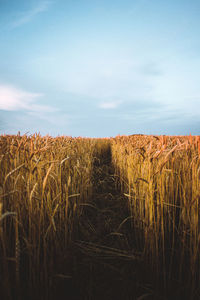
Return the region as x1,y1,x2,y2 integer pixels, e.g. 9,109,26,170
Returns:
111,134,200,298
0,133,200,299
0,134,110,299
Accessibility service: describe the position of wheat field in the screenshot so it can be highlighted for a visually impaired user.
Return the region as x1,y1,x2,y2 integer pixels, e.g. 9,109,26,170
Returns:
0,133,200,299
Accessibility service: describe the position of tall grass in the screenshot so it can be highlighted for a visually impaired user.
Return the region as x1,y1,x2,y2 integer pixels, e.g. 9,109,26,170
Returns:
0,133,108,299
111,135,200,297
1,133,200,299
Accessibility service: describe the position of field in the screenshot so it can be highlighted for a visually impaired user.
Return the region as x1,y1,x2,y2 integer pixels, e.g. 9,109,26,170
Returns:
0,133,200,299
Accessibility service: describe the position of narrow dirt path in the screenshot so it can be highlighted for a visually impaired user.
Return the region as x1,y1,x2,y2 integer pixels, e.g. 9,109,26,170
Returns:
79,144,127,244
69,144,146,300
52,143,195,300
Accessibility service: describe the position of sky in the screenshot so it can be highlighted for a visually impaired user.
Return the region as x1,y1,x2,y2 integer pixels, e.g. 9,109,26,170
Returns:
0,0,200,137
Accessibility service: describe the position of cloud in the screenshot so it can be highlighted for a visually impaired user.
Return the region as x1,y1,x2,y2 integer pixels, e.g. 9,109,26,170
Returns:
139,62,163,76
10,1,51,28
99,100,121,109
0,84,53,112
62,58,157,102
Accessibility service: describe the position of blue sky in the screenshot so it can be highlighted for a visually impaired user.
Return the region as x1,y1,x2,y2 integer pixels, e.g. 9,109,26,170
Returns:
0,0,200,137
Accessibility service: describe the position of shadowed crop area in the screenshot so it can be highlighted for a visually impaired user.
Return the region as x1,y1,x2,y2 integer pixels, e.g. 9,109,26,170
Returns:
0,134,200,299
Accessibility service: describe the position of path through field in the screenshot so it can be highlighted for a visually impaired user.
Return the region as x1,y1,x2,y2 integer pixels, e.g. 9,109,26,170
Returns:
53,144,151,300
50,142,198,300
1,137,197,300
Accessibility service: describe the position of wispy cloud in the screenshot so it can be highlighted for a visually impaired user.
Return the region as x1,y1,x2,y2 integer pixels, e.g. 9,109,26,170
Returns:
139,62,163,76
62,58,156,101
99,100,121,109
0,84,53,112
10,1,52,29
